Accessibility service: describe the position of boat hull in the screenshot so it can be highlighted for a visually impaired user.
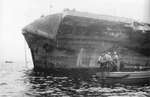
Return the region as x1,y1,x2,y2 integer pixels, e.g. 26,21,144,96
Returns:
96,71,150,85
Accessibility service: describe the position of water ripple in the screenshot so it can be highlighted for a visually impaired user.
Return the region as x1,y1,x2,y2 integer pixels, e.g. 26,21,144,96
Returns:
0,63,150,97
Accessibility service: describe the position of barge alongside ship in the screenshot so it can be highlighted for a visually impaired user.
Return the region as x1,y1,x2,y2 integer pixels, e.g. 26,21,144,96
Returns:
22,10,150,77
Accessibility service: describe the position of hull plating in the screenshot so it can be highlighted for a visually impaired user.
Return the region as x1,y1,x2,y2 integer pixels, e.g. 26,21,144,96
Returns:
22,11,150,71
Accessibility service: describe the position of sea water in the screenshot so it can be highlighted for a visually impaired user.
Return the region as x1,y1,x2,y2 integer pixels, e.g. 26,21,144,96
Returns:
0,63,150,97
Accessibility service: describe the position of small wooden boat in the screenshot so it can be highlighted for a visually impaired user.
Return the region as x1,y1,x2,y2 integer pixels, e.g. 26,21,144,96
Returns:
96,71,150,85
5,61,14,63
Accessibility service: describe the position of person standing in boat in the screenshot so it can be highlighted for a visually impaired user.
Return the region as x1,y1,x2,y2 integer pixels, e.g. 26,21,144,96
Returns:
98,55,104,70
103,52,113,71
112,52,120,71
97,54,107,85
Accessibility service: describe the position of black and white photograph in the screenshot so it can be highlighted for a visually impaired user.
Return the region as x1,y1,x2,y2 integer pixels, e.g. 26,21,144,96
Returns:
0,0,150,97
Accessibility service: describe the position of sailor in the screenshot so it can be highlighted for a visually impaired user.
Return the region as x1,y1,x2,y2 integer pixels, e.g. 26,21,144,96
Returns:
98,54,105,71
112,52,120,71
103,52,113,71
97,54,106,83
98,55,103,66
104,52,112,61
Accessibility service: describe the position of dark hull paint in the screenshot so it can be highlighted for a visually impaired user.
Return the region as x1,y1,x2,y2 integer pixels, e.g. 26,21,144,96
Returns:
23,31,150,71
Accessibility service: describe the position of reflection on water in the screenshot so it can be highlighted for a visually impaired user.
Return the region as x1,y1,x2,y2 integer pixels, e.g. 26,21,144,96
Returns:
0,63,150,97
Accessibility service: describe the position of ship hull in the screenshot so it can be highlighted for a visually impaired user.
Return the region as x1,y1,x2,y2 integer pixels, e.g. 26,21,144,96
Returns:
22,10,150,75
23,32,100,70
23,31,150,71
